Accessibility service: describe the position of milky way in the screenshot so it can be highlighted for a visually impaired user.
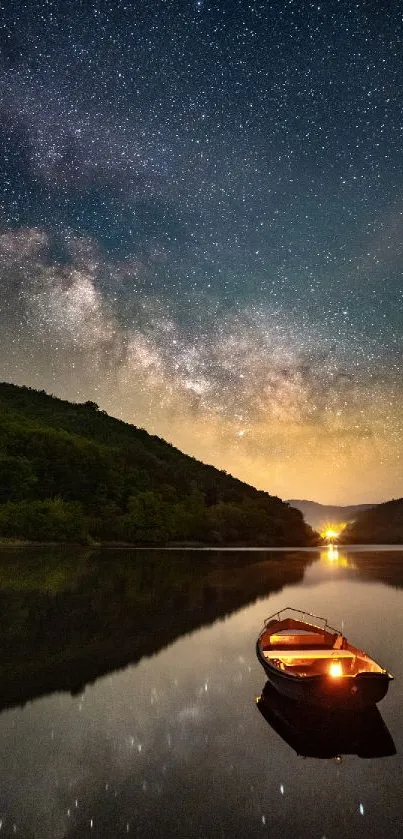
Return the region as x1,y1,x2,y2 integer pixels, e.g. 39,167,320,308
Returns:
1,0,402,503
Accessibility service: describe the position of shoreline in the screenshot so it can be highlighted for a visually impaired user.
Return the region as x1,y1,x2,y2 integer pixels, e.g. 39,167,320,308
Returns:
0,540,402,550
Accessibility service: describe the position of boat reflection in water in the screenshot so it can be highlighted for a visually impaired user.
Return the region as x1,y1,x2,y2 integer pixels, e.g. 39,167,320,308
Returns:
257,682,396,760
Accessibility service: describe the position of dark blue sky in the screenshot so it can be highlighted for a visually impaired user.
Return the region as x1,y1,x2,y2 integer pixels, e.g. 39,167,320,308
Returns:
1,0,402,503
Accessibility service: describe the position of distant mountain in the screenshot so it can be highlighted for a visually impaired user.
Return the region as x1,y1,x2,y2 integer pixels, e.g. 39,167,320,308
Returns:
342,498,403,544
0,382,316,546
287,499,376,531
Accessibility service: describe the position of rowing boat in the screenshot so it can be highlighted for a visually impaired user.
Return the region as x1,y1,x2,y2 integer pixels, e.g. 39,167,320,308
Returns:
256,608,393,709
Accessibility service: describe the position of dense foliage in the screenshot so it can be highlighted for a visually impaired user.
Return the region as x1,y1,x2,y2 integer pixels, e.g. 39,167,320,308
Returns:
0,383,316,545
342,498,403,544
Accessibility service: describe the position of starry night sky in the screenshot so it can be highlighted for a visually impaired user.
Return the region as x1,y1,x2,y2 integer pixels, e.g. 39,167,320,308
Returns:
1,0,402,504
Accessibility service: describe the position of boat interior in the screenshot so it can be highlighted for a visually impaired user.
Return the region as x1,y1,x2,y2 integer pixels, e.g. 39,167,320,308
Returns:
259,617,385,678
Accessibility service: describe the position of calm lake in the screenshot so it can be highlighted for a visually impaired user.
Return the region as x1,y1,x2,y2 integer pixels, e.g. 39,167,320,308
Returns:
0,546,402,838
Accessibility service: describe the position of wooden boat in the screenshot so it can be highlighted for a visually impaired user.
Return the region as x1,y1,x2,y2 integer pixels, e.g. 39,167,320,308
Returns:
256,608,393,709
256,681,396,759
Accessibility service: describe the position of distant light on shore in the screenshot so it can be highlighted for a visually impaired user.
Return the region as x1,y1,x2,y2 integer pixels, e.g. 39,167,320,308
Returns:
320,523,347,543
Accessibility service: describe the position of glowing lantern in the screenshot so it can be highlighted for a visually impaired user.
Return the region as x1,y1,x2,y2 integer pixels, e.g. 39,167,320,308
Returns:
329,661,343,678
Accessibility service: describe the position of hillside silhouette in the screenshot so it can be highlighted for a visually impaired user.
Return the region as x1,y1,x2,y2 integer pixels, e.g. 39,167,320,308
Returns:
342,498,403,544
0,383,316,545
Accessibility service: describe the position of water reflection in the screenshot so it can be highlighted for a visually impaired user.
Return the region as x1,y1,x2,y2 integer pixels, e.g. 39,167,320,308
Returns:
1,546,403,714
257,682,396,760
320,544,356,568
0,546,401,838
0,546,314,712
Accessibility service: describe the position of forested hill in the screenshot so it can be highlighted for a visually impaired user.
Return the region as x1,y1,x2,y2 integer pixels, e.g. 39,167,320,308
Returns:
342,498,403,544
0,383,316,545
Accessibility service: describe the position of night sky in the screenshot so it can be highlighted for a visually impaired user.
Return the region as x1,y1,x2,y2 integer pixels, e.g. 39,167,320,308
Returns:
1,0,402,504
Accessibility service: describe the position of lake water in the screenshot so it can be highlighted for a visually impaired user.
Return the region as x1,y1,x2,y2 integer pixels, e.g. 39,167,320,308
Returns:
0,546,402,837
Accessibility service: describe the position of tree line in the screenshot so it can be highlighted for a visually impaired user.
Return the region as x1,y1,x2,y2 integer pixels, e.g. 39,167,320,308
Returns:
0,383,317,545
342,498,403,544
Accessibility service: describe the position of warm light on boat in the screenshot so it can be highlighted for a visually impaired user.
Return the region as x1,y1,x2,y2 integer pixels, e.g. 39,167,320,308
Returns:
258,608,393,707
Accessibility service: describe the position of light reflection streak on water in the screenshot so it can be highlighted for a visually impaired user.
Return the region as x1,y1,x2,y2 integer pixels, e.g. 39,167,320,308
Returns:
320,545,356,569
0,548,399,837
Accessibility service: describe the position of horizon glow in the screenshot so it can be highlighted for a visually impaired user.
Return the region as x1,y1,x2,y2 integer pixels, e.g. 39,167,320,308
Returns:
1,1,402,504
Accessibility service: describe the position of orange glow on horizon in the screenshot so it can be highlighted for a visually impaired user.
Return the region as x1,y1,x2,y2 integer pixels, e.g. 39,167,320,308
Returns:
320,522,347,542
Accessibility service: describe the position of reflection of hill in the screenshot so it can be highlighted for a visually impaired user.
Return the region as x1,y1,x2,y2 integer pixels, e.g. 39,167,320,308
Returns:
0,548,315,713
314,546,403,589
343,498,403,545
349,550,403,589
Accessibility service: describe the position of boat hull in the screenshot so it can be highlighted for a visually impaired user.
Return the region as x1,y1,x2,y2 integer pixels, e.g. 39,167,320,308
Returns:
256,642,391,709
